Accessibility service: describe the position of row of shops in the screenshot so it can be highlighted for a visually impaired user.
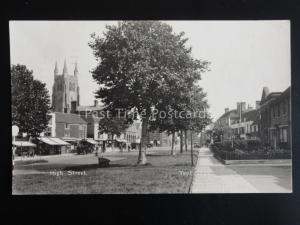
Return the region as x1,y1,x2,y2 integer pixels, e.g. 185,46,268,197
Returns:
12,136,142,157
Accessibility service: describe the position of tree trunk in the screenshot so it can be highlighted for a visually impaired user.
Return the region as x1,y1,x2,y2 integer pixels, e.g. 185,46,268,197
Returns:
180,130,183,154
120,142,123,152
111,134,114,152
185,130,188,152
137,120,148,165
171,132,176,156
191,130,194,166
103,141,106,153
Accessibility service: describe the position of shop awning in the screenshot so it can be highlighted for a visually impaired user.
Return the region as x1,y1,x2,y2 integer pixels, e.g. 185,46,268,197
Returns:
39,137,71,146
61,137,81,142
86,138,98,145
115,139,127,143
12,141,36,147
95,138,108,141
51,138,71,145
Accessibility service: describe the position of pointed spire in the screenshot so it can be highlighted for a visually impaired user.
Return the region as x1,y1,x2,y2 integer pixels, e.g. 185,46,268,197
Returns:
63,58,68,75
74,62,78,77
54,61,58,76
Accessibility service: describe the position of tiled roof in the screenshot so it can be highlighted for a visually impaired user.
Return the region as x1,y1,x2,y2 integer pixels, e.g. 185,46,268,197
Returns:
241,109,259,123
218,109,239,120
55,112,87,124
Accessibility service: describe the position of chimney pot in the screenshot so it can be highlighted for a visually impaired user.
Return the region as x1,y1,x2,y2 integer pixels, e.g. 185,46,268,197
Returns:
94,100,98,106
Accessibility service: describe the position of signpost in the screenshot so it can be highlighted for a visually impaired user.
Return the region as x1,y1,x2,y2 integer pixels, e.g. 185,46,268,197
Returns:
12,125,19,165
12,125,19,142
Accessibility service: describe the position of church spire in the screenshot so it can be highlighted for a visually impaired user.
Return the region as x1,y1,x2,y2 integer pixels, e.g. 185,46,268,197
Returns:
74,62,78,77
54,61,58,76
63,58,68,75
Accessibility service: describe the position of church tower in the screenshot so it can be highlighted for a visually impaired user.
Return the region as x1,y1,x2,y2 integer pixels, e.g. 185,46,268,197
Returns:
52,59,80,113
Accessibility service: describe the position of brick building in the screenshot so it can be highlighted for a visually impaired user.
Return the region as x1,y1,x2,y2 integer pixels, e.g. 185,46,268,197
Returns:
259,87,291,150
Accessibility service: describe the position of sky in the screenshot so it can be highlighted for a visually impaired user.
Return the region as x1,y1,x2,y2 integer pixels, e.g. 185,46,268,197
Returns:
9,21,291,121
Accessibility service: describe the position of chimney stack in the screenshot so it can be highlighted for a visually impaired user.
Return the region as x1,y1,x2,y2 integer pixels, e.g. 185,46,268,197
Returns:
225,108,229,113
241,102,246,112
94,100,98,106
237,102,246,122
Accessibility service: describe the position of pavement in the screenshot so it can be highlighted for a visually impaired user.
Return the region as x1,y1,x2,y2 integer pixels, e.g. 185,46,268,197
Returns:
190,147,292,193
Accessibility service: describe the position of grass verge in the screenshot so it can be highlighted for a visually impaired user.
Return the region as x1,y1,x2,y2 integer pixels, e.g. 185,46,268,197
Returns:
13,150,198,194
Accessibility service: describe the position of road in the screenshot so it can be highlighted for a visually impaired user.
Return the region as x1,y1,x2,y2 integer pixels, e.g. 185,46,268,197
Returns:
190,147,292,193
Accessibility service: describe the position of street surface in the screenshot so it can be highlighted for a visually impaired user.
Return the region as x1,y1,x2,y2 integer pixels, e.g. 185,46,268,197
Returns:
190,147,292,193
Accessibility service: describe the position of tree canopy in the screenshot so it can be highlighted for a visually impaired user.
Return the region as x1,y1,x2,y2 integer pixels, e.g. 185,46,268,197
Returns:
11,64,51,138
89,21,210,164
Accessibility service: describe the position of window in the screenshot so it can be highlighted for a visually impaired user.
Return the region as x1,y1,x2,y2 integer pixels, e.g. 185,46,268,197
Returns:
45,127,52,136
280,127,288,143
277,104,280,117
65,130,70,137
272,107,275,118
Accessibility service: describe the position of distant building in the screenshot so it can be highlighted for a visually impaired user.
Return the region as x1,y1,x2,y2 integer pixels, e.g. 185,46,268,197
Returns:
259,86,291,150
77,100,142,151
231,109,260,140
52,60,80,113
42,112,87,153
214,102,259,141
148,130,170,147
214,108,239,141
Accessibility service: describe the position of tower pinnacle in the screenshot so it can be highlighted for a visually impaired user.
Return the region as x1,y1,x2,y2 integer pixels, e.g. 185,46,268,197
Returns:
63,59,68,75
74,62,78,77
54,61,58,76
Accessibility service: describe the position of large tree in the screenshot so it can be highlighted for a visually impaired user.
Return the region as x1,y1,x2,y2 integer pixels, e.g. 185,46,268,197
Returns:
89,21,209,164
11,64,51,138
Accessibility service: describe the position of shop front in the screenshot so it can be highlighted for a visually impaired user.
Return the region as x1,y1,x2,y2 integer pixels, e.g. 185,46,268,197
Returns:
38,137,71,155
61,137,81,153
12,141,36,157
